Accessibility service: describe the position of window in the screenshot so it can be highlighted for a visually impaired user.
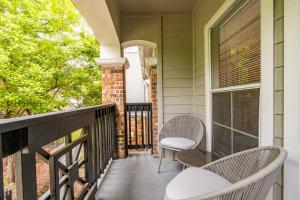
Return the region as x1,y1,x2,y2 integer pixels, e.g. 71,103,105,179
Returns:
211,0,260,157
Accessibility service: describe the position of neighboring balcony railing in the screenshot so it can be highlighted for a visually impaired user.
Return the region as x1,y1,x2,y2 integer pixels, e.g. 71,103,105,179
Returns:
125,103,153,153
0,104,117,200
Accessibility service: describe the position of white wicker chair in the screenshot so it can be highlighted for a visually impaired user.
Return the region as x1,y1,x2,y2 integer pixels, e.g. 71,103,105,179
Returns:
164,146,287,200
158,115,204,173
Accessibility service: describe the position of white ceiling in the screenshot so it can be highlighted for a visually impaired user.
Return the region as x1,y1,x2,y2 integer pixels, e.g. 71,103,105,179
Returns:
118,0,198,13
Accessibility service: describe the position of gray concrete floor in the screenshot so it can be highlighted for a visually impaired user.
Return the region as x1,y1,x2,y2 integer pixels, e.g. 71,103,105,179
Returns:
95,152,181,200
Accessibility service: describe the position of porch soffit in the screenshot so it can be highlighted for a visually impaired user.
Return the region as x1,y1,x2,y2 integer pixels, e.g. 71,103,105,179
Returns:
118,0,198,13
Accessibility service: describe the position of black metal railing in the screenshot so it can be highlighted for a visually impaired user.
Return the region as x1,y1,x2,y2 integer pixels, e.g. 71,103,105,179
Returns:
125,103,152,152
0,104,117,200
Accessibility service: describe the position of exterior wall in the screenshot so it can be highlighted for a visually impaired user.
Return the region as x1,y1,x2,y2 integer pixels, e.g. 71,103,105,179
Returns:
162,16,193,123
273,0,284,199
192,0,226,123
121,14,194,127
124,47,146,103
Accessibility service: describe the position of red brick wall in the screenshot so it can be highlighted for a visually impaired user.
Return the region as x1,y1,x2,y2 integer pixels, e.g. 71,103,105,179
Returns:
149,66,158,156
101,62,158,157
102,65,126,158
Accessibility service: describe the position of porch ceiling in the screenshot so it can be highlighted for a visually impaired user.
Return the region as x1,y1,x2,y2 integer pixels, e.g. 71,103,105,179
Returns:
118,0,198,13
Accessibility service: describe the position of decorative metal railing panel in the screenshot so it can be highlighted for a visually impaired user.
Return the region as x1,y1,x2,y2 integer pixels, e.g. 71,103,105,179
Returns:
0,104,117,200
125,103,152,152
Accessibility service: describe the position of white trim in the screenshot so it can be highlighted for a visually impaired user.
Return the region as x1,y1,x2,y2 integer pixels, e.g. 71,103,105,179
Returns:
95,57,130,69
121,40,157,49
213,122,259,139
211,83,260,93
259,0,274,148
204,24,212,151
284,0,300,199
157,16,164,130
204,0,238,152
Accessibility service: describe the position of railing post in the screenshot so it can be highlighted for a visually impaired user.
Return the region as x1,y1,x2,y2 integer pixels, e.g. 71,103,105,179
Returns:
150,103,153,153
15,151,37,200
86,125,96,184
112,106,118,159
12,127,37,200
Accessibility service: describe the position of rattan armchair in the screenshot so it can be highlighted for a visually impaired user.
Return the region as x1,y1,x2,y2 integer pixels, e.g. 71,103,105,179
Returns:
158,115,204,173
164,146,287,200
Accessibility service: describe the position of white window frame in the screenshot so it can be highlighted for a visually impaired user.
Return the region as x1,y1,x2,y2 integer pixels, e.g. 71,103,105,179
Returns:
204,0,274,156
204,0,274,198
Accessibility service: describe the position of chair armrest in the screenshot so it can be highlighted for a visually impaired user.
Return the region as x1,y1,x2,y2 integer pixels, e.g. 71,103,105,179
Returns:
200,147,278,183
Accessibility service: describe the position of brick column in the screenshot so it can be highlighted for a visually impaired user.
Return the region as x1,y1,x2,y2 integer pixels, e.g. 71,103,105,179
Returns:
149,66,158,156
97,58,129,159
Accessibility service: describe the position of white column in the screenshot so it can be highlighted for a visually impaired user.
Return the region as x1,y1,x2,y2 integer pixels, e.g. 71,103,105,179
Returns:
284,0,300,199
260,0,274,147
72,0,121,59
259,2,274,199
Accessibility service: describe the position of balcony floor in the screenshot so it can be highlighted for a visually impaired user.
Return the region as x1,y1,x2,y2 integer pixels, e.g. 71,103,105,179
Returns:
95,152,182,200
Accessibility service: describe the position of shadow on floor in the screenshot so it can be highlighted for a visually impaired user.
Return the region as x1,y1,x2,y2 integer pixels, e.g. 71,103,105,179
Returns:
95,152,181,200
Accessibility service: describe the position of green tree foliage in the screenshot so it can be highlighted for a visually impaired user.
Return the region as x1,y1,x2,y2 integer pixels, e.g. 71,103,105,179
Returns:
0,0,101,118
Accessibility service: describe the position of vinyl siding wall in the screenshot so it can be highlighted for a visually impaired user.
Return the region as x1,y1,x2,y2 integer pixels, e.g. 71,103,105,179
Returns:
121,14,194,125
192,0,226,123
162,16,193,123
273,0,284,199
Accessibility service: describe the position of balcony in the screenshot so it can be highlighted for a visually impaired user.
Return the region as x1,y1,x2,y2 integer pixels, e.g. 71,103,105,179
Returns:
1,0,299,199
0,103,180,200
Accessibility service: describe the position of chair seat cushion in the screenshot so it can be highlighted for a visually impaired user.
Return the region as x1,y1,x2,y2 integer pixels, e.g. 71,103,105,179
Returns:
160,137,196,150
166,168,232,200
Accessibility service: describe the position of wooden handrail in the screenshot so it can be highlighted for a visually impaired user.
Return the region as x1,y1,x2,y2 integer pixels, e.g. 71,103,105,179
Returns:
0,104,116,133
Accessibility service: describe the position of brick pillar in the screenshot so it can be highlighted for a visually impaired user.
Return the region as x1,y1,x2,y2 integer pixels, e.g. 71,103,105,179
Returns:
98,58,128,159
149,66,158,156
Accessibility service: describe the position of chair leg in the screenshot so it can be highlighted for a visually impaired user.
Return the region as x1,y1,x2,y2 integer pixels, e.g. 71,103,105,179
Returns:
158,148,164,173
172,151,175,161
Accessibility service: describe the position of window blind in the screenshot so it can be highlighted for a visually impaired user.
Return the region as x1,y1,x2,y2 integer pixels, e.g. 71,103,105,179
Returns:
212,0,261,89
211,0,260,157
212,89,259,157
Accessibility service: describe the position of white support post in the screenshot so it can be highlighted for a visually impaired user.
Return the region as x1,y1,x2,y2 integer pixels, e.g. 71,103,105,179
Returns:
284,0,300,199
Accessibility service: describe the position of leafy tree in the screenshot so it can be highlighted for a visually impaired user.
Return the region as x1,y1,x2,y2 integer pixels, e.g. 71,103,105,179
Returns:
0,0,101,119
